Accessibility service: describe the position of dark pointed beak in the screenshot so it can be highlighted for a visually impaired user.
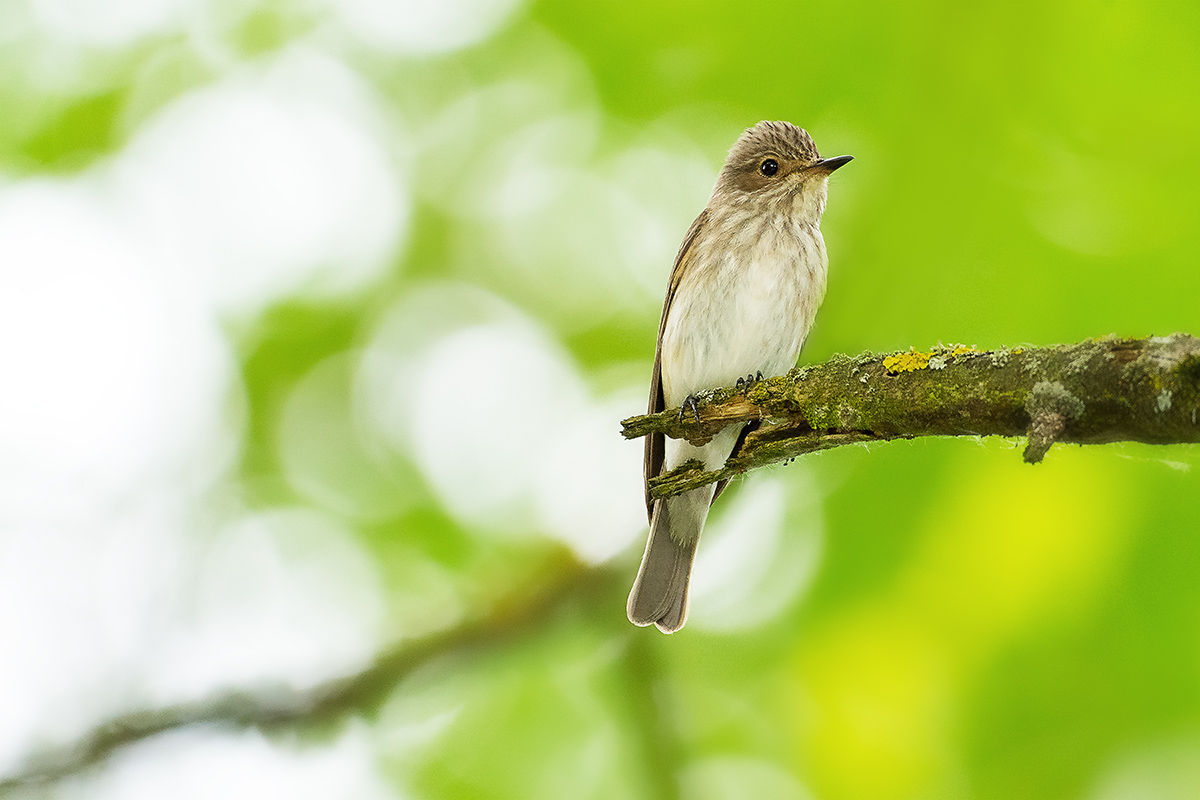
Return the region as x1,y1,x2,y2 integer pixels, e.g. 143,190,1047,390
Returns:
814,155,853,173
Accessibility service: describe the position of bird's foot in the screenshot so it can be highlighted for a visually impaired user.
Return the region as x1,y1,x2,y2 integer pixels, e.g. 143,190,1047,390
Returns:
736,371,765,389
678,394,701,424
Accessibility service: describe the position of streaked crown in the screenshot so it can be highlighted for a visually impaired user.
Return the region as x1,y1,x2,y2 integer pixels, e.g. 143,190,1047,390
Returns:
726,120,820,168
714,120,830,199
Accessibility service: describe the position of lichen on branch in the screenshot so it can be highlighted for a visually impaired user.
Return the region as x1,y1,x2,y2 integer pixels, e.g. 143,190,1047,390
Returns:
621,334,1200,500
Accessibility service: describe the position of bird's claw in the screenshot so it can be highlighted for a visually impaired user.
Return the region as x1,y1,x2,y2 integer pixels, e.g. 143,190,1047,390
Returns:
737,371,765,390
678,394,701,425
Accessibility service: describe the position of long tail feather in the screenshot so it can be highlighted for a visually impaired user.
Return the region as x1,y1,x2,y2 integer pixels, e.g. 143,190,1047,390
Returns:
627,487,712,633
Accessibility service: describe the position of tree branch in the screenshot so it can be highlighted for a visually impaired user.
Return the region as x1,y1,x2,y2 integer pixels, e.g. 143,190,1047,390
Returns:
0,550,616,791
622,334,1200,499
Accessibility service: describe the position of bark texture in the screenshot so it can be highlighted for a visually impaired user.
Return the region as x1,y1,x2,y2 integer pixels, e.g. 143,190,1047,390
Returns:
621,334,1200,499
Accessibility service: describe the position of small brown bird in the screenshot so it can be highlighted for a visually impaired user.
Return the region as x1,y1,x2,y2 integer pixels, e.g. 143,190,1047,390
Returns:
627,121,851,633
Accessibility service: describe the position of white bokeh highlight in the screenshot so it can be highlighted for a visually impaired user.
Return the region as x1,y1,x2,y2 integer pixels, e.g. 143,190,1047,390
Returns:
0,46,407,781
29,0,185,47
448,119,713,329
113,50,408,318
0,178,235,772
411,321,585,530
149,508,385,702
331,0,526,56
0,180,233,518
59,724,399,800
689,471,824,633
0,502,192,774
360,284,645,561
409,53,712,330
535,391,647,563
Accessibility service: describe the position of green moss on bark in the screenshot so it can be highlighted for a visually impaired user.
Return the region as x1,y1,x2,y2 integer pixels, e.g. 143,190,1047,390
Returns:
623,334,1200,500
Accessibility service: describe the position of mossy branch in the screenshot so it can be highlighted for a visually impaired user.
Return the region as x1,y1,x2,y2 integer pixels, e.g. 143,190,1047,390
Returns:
622,334,1200,500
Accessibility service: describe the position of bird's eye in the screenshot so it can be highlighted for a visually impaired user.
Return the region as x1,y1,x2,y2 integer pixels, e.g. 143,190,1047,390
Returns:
759,159,779,177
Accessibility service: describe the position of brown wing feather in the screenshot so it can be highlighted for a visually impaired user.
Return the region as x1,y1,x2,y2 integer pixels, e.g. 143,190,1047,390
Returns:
644,208,709,520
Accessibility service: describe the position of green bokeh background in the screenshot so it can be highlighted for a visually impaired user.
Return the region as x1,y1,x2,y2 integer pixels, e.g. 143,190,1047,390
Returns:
6,1,1200,798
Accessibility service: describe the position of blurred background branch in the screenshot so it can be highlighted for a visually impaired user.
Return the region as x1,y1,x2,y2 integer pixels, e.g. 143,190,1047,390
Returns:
625,334,1200,498
0,552,614,792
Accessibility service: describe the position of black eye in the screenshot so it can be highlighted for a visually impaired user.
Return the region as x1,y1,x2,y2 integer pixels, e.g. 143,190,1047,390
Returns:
759,158,779,177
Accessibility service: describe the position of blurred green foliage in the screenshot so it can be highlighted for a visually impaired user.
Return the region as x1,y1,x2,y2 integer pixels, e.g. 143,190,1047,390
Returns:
5,0,1200,798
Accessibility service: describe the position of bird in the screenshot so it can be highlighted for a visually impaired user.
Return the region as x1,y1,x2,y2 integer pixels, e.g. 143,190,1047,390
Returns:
627,120,851,633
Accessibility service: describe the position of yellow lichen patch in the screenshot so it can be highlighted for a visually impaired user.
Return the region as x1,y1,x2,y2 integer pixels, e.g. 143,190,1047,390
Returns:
883,349,932,374
885,345,980,374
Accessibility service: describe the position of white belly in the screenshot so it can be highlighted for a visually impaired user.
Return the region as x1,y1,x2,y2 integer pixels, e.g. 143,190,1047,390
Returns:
659,219,827,409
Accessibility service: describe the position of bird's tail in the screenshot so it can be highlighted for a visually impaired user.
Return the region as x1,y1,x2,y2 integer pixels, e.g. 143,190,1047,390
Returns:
626,486,714,633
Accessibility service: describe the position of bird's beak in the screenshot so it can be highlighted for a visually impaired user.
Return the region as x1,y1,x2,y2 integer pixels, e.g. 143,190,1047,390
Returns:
813,155,853,173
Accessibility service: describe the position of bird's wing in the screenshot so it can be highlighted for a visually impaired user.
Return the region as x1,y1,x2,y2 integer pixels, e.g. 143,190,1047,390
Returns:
645,208,708,520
